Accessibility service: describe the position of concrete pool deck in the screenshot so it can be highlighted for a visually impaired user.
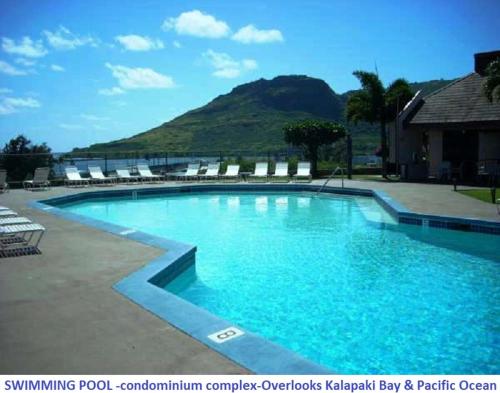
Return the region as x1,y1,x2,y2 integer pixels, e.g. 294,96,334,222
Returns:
0,180,498,374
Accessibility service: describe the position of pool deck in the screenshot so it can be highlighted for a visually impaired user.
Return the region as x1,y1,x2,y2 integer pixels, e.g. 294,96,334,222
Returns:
0,180,498,374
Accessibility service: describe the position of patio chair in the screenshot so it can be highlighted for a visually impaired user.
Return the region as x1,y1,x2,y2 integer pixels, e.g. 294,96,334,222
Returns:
293,162,312,182
88,166,116,185
177,163,200,181
137,164,163,183
198,162,220,181
0,169,9,193
23,167,50,191
0,222,45,255
64,166,90,187
220,165,240,182
248,162,268,182
116,168,141,183
0,210,18,218
0,217,32,226
271,162,290,182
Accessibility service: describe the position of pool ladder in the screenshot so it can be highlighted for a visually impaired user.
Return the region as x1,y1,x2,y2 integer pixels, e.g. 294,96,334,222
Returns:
317,166,345,194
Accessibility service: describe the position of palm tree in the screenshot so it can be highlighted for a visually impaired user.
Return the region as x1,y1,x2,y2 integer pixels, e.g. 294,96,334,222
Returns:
483,58,500,102
346,71,413,177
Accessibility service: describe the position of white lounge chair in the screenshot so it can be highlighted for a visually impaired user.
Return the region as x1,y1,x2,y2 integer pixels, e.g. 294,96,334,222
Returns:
248,162,268,182
0,169,8,193
116,168,141,183
137,164,163,183
0,210,18,218
0,217,32,226
293,162,312,182
198,162,220,181
220,165,240,182
23,167,50,191
64,166,90,187
88,166,116,185
0,223,45,255
177,163,200,181
271,162,289,182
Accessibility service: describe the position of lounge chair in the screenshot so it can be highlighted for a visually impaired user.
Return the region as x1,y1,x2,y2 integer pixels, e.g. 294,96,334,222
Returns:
64,166,90,187
0,169,9,193
88,166,116,185
116,168,141,183
0,209,18,218
293,162,312,182
177,163,200,181
220,165,240,182
0,222,45,255
198,162,220,181
248,162,268,182
137,164,163,183
271,162,289,182
23,167,50,191
0,217,32,226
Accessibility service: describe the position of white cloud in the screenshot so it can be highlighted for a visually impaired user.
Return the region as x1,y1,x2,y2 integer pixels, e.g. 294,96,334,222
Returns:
1,36,47,58
43,26,98,50
213,68,241,79
203,49,258,79
0,96,41,115
98,87,125,96
105,63,175,89
15,57,36,66
162,10,230,38
59,123,85,130
50,64,65,72
0,60,28,76
232,24,284,44
241,59,258,70
173,40,182,48
115,34,164,51
81,114,109,121
0,87,12,94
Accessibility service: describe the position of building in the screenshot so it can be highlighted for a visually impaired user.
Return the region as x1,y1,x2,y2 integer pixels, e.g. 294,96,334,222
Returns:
390,50,500,182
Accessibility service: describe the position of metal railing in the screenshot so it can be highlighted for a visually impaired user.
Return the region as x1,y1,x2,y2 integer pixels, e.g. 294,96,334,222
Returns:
317,166,345,194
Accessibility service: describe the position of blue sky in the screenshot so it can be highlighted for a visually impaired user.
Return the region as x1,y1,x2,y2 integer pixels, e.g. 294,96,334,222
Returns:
0,0,499,151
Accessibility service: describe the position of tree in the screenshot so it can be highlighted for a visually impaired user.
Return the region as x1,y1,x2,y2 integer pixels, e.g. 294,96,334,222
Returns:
0,135,54,182
483,58,500,102
346,71,413,177
283,120,346,177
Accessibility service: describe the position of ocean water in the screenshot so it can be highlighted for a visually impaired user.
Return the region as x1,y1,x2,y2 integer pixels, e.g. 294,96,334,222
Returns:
63,192,500,374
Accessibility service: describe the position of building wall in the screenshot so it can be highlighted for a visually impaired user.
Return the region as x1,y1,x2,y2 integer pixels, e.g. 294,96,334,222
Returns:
478,130,500,160
398,128,423,164
428,130,443,177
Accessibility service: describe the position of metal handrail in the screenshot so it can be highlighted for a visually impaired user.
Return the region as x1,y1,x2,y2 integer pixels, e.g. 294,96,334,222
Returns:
317,166,345,194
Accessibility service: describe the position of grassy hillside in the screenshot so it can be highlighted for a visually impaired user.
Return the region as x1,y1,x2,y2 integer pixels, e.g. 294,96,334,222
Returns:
75,75,454,155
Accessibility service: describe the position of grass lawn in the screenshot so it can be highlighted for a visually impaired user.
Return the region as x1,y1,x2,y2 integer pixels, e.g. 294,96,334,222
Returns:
458,188,499,203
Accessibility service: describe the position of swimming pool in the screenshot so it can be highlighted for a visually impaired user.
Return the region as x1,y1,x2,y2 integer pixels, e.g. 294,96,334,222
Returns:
61,191,499,374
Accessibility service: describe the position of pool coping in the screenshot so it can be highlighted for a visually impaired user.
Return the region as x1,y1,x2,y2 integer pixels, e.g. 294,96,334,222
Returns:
31,183,500,375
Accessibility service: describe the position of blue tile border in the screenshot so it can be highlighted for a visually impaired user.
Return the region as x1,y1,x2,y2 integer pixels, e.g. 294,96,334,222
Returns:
30,183,500,375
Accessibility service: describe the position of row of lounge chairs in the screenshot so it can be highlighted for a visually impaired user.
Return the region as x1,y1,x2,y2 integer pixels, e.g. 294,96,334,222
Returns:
176,161,312,182
63,165,163,187
13,160,312,190
0,205,45,257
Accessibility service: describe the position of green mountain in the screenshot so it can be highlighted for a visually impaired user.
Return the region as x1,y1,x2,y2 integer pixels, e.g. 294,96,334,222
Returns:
75,75,454,155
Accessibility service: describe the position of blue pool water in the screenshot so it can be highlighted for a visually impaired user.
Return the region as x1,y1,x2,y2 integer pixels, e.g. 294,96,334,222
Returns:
62,192,500,374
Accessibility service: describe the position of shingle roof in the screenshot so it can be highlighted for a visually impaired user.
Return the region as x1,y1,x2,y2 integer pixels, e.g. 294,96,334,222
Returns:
408,73,500,127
